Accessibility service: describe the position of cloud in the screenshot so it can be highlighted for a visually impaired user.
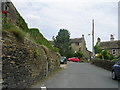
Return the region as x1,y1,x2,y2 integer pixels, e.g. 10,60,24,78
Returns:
11,0,118,51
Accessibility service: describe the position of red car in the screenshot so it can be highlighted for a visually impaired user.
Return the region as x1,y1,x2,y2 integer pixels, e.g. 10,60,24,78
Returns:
68,57,80,62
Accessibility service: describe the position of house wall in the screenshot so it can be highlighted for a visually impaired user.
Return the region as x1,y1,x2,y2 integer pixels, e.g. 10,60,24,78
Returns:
103,48,120,57
70,37,91,59
71,43,81,52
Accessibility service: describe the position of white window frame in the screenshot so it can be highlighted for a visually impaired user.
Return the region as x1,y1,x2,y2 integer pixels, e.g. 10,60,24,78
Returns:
112,49,116,55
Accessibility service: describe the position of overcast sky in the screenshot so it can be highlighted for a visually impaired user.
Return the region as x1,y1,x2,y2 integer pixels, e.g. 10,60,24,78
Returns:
11,0,119,51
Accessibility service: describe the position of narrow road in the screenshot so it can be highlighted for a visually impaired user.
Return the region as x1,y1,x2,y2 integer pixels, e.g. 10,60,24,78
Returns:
32,62,119,89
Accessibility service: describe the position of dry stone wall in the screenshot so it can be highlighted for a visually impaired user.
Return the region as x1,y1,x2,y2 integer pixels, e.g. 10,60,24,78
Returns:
2,31,60,89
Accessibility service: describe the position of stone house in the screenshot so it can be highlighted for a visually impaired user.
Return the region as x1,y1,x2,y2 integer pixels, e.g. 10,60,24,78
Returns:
97,35,120,57
50,35,92,59
70,35,86,53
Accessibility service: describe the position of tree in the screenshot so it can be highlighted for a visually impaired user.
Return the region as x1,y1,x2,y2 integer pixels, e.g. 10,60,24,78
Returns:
74,50,83,59
54,29,70,56
101,50,114,60
63,47,75,58
94,42,114,60
94,42,102,54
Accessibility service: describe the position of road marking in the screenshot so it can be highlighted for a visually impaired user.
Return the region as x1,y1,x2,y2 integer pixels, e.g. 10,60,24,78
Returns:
41,84,47,90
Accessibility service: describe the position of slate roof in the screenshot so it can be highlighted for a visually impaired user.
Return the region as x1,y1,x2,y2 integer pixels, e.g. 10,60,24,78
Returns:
70,38,83,43
99,40,120,49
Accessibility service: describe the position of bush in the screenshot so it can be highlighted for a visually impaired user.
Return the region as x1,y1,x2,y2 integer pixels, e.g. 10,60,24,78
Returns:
34,49,39,58
95,54,102,59
74,50,83,59
101,50,114,60
28,28,59,52
3,24,25,41
63,48,75,58
10,28,25,41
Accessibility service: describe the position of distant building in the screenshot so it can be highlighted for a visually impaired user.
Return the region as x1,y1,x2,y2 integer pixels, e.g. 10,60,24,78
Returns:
49,35,92,59
97,35,120,57
70,35,86,53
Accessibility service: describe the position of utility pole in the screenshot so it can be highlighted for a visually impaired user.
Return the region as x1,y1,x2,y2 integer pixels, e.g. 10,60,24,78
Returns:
92,19,95,57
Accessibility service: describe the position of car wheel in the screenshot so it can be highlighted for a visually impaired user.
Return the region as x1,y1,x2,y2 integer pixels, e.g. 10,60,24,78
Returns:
112,71,117,80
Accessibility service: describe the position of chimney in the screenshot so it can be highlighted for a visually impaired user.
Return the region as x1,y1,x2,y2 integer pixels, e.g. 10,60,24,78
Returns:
110,34,114,41
97,37,101,45
82,34,84,38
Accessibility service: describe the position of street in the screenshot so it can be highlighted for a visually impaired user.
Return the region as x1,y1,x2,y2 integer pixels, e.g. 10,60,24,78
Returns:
32,62,119,88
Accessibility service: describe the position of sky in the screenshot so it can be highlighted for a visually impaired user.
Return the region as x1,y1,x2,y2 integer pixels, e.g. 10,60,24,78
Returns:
11,0,119,51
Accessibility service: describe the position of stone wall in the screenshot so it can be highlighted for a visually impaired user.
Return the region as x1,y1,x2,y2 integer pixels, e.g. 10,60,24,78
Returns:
91,59,115,71
2,31,60,89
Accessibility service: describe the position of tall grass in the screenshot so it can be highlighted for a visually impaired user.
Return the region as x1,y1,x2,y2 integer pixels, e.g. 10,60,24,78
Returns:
29,28,59,52
3,23,25,41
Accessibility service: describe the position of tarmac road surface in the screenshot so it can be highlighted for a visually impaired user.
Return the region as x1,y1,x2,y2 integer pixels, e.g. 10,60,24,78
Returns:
32,62,120,89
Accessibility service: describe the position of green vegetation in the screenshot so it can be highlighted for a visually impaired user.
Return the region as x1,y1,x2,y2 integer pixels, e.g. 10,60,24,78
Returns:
34,49,39,58
3,19,25,41
3,11,58,52
94,42,102,54
79,59,91,63
74,50,83,59
94,42,114,60
54,29,71,57
28,28,58,52
53,29,85,59
16,11,29,32
63,48,75,58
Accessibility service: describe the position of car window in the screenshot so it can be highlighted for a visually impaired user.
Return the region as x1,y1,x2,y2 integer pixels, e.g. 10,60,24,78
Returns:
116,60,120,65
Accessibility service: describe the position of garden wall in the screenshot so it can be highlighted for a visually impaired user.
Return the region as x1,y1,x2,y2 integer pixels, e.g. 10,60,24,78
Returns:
91,59,116,71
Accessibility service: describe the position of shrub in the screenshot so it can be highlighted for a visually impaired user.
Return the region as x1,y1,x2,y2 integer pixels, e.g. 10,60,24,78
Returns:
74,50,83,59
3,24,25,41
101,50,114,60
34,49,39,58
63,48,75,58
95,54,102,59
28,28,59,52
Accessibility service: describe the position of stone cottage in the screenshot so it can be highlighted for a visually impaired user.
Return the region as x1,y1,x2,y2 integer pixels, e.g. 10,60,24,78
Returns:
50,35,92,59
97,35,120,57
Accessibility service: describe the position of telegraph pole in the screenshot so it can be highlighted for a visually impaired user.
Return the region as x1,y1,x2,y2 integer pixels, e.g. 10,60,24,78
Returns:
92,19,95,57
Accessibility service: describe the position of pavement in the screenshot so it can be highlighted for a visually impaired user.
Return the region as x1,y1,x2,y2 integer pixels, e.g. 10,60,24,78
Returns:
32,62,120,89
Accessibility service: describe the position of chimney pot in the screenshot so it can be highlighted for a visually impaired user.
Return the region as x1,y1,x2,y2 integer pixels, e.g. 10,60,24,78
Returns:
110,34,114,41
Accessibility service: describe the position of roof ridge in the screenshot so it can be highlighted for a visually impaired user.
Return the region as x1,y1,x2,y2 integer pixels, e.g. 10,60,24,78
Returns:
100,40,120,43
70,38,82,39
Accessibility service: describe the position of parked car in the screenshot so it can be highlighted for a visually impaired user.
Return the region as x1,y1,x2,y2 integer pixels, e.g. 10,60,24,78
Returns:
60,56,67,64
67,57,80,62
112,58,120,80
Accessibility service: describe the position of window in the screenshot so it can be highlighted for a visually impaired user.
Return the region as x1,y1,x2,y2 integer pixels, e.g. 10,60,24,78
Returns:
112,49,116,55
75,42,79,46
116,60,120,65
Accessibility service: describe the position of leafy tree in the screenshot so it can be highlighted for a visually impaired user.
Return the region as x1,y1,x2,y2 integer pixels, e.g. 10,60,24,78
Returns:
94,42,102,54
74,50,83,59
94,42,114,60
63,47,75,58
54,29,70,56
101,50,114,60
